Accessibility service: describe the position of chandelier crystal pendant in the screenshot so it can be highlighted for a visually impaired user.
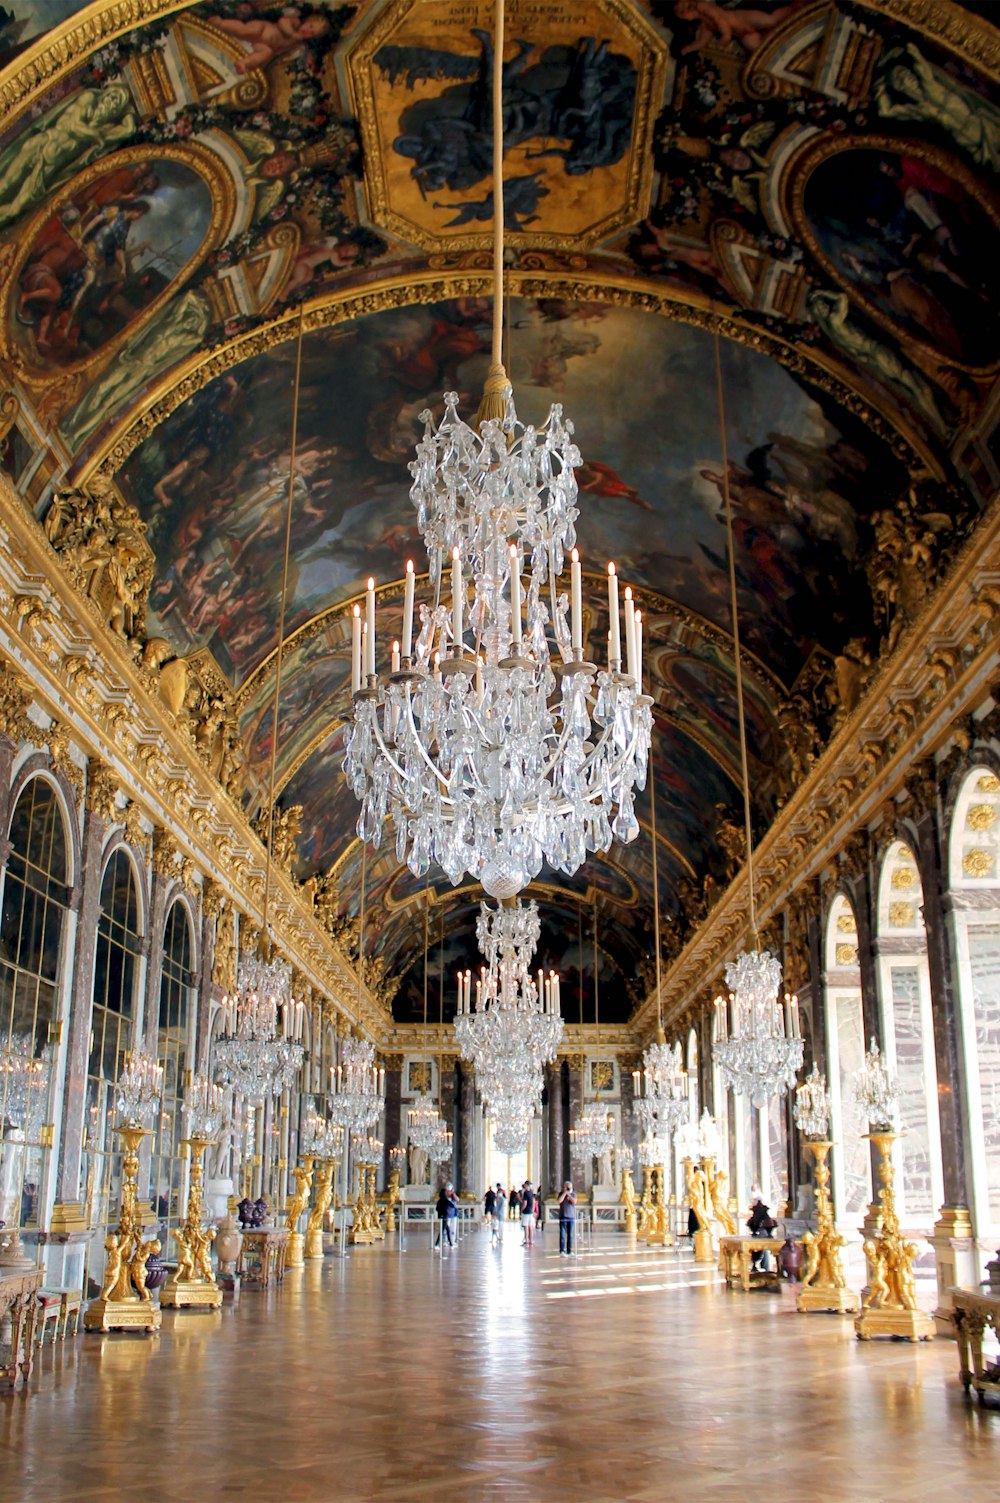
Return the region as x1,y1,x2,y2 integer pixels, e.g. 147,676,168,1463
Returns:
569,1106,614,1162
794,1064,832,1140
213,945,305,1105
343,0,651,901
301,1109,345,1161
634,1031,689,1140
185,1074,228,1141
116,1049,163,1129
407,1090,445,1153
454,898,563,1151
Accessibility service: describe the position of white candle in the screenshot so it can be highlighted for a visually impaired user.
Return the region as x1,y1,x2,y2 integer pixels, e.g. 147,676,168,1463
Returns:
783,993,792,1039
391,639,401,674
790,993,800,1039
635,610,643,694
475,655,484,704
402,559,415,660
608,563,621,666
351,604,362,694
571,547,582,656
451,546,463,651
510,543,522,648
365,577,376,677
624,585,636,679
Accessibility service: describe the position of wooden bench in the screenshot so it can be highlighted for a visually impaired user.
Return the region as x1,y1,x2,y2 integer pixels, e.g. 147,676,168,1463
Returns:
952,1289,1000,1403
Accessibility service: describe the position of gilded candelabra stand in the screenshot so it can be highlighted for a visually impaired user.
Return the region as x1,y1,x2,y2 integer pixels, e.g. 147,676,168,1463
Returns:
704,1156,737,1238
382,1167,401,1234
349,1164,383,1245
305,1159,335,1259
284,1157,314,1269
685,1158,715,1265
161,1136,222,1310
636,1166,654,1239
797,1140,858,1316
621,1168,637,1237
84,1124,162,1333
855,1132,934,1342
646,1165,673,1248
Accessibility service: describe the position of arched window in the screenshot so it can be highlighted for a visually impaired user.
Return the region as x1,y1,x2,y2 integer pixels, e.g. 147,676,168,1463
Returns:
86,848,142,1228
875,841,942,1223
824,893,870,1226
150,901,194,1228
948,768,1000,1244
0,777,68,1230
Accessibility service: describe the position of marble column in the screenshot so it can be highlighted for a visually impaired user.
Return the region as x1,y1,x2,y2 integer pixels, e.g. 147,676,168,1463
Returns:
439,1057,457,1188
196,884,220,1073
56,785,109,1203
140,834,173,1052
546,1062,564,1195
458,1063,477,1195
619,1062,638,1162
382,1062,402,1183
568,1058,586,1188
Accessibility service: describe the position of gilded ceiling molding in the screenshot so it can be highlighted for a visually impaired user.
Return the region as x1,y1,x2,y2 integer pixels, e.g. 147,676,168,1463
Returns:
0,467,385,1037
855,0,1000,78
0,0,197,123
633,486,1000,1041
85,268,934,484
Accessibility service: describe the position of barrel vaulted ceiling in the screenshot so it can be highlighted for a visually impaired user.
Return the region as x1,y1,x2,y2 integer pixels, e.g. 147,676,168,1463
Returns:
0,0,997,1023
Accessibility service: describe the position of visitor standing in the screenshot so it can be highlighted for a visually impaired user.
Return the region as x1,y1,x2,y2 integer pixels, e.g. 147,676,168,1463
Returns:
521,1181,536,1247
492,1184,506,1245
484,1185,496,1225
509,1185,522,1222
436,1182,459,1247
558,1181,576,1255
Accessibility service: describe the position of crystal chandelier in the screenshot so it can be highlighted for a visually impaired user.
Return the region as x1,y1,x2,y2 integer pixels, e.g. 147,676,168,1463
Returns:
696,1109,722,1161
569,1106,614,1161
617,1144,633,1173
853,1037,897,1130
794,1064,832,1140
213,947,305,1105
0,1034,50,1133
455,898,563,1151
713,960,803,1109
343,0,651,901
116,1049,163,1128
329,1035,385,1137
407,1090,445,1153
428,1122,453,1167
352,1133,383,1167
184,1074,228,1140
638,1134,668,1168
302,1109,344,1160
634,1031,688,1139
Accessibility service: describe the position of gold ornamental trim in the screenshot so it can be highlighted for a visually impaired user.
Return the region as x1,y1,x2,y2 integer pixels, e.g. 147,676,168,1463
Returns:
855,0,1000,78
83,268,935,483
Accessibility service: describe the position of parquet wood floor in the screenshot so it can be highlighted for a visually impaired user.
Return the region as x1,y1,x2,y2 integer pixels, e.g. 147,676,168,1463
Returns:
1,1229,996,1501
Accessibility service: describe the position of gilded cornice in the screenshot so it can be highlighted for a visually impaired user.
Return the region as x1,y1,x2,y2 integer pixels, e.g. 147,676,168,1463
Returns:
0,469,384,1037
382,1022,640,1056
633,486,1000,1041
855,0,1000,77
84,270,934,484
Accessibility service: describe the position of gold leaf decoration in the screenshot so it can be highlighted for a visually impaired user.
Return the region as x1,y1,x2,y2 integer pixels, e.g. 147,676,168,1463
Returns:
963,848,995,879
967,802,996,831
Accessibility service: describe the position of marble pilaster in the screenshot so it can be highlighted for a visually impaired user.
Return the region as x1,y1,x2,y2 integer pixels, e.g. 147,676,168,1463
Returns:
458,1063,476,1195
546,1063,565,1194
567,1059,586,1188
383,1064,402,1183
438,1059,457,1189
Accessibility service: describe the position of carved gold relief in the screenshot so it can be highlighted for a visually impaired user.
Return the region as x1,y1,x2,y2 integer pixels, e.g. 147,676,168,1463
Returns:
85,758,120,824
887,901,917,927
835,943,859,965
976,774,1000,793
967,802,997,831
836,911,857,933
963,848,995,879
891,866,917,889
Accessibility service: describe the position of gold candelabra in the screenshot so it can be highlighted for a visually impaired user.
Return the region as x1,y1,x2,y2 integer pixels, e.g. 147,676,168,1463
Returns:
685,1157,715,1265
305,1160,335,1259
621,1168,637,1237
382,1167,401,1234
855,1131,933,1341
349,1164,383,1244
704,1156,737,1236
636,1165,654,1238
284,1157,314,1268
161,1136,222,1310
646,1165,672,1247
84,1124,162,1333
796,1140,858,1315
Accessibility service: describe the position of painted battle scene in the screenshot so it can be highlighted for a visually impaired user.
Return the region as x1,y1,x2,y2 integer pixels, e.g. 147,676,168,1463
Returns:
120,296,906,690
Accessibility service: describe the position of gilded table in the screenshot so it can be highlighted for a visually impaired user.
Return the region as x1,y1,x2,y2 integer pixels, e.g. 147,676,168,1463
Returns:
0,1268,42,1390
719,1236,787,1292
237,1229,288,1288
952,1289,1000,1403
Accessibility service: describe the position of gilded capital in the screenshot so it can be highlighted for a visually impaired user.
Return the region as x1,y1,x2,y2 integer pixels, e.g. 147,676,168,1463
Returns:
85,758,120,824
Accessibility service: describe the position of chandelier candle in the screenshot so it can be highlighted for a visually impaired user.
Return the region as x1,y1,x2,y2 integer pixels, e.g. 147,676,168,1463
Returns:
571,548,582,655
351,604,361,695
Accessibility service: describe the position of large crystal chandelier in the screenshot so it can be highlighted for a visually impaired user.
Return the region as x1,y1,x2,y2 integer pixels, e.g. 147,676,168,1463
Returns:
116,1049,163,1129
455,898,563,1150
708,334,802,1109
428,1121,453,1167
634,1031,689,1139
343,0,651,902
407,1089,445,1154
329,1035,385,1137
0,1034,50,1133
569,1106,614,1161
213,948,305,1105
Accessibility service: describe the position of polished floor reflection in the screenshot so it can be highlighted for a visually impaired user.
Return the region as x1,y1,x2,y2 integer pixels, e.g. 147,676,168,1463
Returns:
1,1229,997,1501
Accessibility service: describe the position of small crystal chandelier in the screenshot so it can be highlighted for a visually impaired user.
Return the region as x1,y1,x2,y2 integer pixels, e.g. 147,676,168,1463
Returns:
696,1109,723,1161
301,1110,344,1160
617,1144,634,1173
638,1134,668,1168
853,1038,897,1131
0,1034,50,1133
407,1090,445,1154
352,1133,383,1167
116,1049,163,1129
708,335,803,1109
330,1035,385,1137
184,1074,228,1140
455,898,563,1150
343,0,651,901
428,1122,453,1167
794,1064,832,1140
389,1144,406,1172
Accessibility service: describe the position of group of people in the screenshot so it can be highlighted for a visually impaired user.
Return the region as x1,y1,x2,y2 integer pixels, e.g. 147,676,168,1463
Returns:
482,1181,579,1253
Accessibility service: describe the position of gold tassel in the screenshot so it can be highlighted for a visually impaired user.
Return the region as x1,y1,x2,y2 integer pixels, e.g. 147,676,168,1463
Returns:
475,361,510,432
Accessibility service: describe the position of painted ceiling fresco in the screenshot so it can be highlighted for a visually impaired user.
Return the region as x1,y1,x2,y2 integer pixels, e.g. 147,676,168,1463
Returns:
0,0,998,1020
